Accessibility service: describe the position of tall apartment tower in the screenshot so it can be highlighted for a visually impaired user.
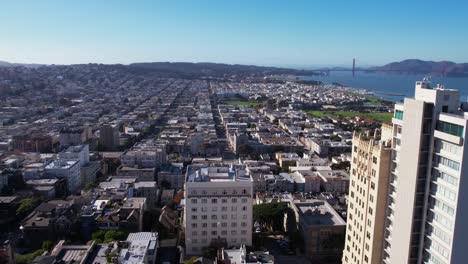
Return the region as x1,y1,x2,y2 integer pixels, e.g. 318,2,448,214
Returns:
184,164,253,256
342,125,393,264
381,80,468,264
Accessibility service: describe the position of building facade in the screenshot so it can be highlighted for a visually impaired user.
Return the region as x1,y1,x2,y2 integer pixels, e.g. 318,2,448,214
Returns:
184,164,253,255
381,80,468,264
342,126,392,264
45,160,81,193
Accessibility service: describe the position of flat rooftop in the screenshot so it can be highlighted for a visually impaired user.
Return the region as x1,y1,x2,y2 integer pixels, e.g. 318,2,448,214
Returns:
45,159,78,170
294,200,345,226
186,164,252,183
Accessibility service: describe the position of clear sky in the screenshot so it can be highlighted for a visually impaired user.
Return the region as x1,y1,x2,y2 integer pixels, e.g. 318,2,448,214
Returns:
1,0,467,67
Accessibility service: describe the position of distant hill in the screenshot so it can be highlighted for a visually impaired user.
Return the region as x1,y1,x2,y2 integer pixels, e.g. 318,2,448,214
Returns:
370,59,468,77
129,62,319,78
0,60,44,68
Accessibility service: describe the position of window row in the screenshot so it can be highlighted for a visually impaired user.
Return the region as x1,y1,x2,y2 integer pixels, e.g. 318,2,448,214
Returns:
191,222,249,228
190,214,248,220
191,230,249,236
190,198,249,204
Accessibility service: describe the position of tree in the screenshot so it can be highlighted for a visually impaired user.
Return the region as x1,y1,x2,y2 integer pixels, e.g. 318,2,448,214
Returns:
91,230,127,243
16,198,41,218
15,250,44,264
104,230,127,242
91,230,107,243
253,202,289,231
42,240,54,252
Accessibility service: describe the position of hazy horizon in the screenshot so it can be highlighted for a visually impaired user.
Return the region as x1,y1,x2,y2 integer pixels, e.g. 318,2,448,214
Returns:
1,0,468,66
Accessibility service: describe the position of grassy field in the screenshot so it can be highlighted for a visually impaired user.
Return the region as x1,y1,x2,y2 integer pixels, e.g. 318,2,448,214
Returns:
224,100,259,107
306,110,393,123
345,92,391,106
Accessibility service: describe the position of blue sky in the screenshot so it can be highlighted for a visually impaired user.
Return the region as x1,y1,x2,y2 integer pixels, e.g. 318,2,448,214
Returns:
1,0,467,67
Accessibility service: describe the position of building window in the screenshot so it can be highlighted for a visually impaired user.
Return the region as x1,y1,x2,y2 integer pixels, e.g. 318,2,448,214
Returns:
436,121,464,137
212,198,218,203
394,110,404,120
191,199,197,204
436,156,460,171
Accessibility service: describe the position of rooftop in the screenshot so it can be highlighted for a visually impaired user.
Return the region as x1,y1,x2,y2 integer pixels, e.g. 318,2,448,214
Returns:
294,200,345,226
186,164,252,183
45,159,79,170
120,232,158,264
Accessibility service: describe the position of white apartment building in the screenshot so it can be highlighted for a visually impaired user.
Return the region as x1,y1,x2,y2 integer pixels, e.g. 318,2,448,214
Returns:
58,144,90,167
45,159,81,193
58,144,99,187
383,80,468,264
184,164,253,256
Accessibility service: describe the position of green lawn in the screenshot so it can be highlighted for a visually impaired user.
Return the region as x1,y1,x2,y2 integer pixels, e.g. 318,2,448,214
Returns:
306,110,393,123
345,92,390,106
224,100,259,107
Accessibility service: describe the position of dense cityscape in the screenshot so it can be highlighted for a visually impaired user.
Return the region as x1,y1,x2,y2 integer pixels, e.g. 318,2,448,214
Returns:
1,60,466,264
2,1,468,264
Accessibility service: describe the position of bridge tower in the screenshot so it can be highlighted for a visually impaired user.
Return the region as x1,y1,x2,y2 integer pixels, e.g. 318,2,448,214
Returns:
352,58,356,77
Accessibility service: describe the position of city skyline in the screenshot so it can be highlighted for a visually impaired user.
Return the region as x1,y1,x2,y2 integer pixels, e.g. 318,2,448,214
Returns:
1,0,468,66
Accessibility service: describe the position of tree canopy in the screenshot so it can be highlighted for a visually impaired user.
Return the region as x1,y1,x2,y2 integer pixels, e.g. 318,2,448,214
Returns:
253,202,289,231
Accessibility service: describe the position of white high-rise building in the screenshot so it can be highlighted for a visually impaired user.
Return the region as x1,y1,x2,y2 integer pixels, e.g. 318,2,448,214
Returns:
45,159,81,193
58,144,90,167
184,164,253,256
382,80,468,264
